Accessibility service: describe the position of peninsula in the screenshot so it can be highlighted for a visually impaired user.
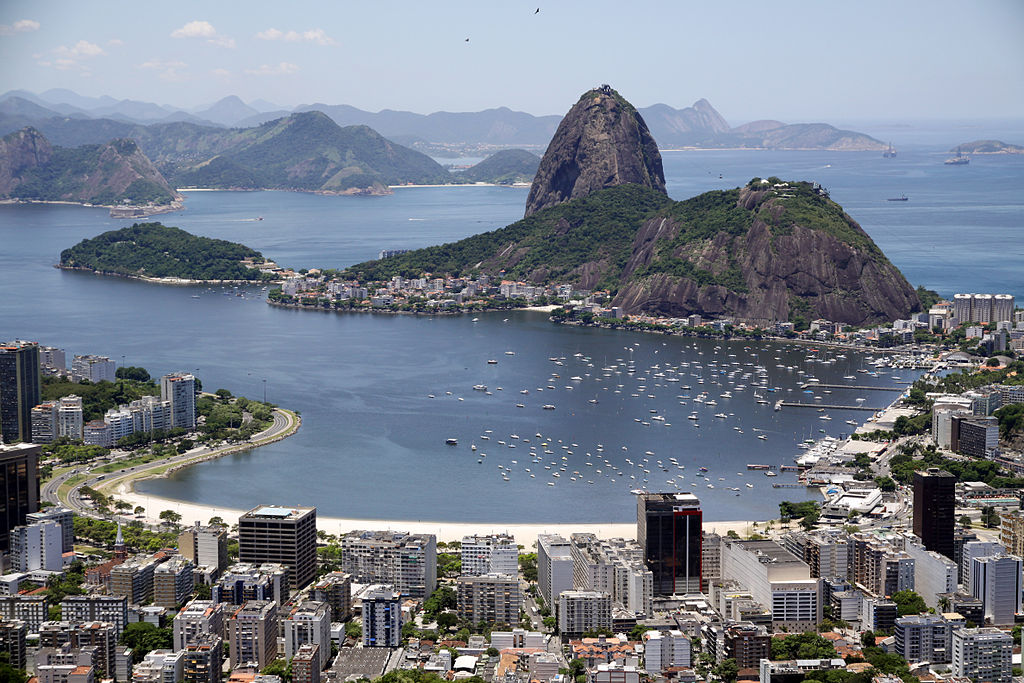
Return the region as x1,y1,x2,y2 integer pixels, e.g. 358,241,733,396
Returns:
58,222,279,283
951,139,1024,155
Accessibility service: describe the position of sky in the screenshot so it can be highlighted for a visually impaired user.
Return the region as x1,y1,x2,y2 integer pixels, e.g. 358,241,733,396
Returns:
1,0,1023,123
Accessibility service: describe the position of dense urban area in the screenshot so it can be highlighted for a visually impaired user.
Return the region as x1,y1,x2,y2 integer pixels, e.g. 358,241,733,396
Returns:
1,287,1024,683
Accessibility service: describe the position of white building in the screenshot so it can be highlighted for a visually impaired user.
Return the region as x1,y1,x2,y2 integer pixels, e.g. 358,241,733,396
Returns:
39,346,66,372
490,629,546,649
960,541,1003,588
341,530,436,599
104,408,135,443
128,396,172,434
30,402,58,444
720,539,821,632
537,534,574,609
362,585,401,647
970,555,1023,626
173,600,224,652
894,614,952,664
83,420,112,447
132,649,184,683
160,373,196,430
10,521,63,572
570,534,652,617
904,539,957,609
461,534,518,577
557,590,611,636
642,630,691,673
284,601,331,671
27,507,74,553
57,395,83,440
952,627,1012,682
72,355,116,383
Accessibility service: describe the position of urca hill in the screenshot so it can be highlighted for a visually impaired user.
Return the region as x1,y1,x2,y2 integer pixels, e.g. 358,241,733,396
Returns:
344,86,920,327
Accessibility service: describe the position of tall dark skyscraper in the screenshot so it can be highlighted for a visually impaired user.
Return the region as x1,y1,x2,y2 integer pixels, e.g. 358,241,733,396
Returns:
913,468,956,560
638,492,702,595
239,505,317,589
0,443,41,552
0,341,41,444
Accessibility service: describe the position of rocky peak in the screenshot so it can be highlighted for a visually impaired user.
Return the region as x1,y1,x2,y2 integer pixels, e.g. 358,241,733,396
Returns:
0,127,54,193
524,85,665,217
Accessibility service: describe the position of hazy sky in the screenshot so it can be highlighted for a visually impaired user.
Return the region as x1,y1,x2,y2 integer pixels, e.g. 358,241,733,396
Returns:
1,0,1022,122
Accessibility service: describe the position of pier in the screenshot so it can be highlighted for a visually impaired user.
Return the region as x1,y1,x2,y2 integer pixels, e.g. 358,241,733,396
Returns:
778,401,877,410
800,383,903,391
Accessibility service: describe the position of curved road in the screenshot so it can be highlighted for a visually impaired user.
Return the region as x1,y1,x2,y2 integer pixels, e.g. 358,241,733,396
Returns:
43,408,298,519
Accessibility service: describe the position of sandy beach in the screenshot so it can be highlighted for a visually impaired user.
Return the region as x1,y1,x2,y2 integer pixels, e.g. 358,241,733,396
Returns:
114,484,769,546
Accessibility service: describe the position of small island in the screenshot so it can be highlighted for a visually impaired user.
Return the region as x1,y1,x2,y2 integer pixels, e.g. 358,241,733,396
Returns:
951,139,1024,155
58,222,280,284
457,149,540,185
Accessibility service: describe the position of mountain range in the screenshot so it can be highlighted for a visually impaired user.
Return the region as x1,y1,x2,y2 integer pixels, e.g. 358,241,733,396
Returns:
0,89,886,151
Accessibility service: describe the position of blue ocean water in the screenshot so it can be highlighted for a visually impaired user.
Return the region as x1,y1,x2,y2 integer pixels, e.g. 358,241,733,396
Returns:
1,141,1021,523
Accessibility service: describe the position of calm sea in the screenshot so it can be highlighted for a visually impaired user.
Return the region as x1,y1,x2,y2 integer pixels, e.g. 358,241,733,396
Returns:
1,141,1022,523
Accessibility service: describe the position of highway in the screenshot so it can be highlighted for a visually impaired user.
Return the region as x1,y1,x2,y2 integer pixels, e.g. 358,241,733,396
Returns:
43,408,298,519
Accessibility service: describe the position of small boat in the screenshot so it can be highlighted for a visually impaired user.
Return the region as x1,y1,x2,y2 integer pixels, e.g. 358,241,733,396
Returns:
487,359,498,364
445,438,458,445
191,295,200,299
473,384,487,391
757,434,767,440
887,194,908,202
944,147,969,165
542,405,555,410
505,351,515,355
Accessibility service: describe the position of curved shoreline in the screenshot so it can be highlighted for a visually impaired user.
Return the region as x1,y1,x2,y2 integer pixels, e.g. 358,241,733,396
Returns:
55,264,280,286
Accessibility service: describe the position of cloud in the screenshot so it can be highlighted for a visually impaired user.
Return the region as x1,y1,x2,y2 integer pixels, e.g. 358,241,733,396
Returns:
244,62,299,76
139,59,188,82
170,20,234,48
255,27,335,45
211,68,231,78
107,38,124,47
0,19,40,36
38,40,105,71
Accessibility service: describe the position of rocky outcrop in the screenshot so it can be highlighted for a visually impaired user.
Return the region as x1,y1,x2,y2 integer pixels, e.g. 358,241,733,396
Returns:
524,85,665,217
0,127,53,194
0,127,178,205
611,185,920,325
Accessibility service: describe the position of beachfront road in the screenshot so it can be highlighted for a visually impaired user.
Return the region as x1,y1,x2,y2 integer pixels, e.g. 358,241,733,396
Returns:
42,408,298,517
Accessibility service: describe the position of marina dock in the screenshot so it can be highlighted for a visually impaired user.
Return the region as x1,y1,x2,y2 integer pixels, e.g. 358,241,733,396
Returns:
778,401,878,410
799,383,903,391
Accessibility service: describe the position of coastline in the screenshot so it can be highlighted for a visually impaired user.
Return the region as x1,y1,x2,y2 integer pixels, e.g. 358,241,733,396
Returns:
1,198,183,218
55,264,279,287
113,485,769,545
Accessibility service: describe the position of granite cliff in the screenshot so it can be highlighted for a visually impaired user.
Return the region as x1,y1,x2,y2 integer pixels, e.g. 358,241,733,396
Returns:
524,85,665,217
0,127,177,206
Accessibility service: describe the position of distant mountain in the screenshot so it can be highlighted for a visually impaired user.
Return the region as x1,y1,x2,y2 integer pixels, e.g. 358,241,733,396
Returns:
953,139,1024,154
0,127,178,206
193,96,261,127
171,111,453,192
0,96,65,121
459,149,539,185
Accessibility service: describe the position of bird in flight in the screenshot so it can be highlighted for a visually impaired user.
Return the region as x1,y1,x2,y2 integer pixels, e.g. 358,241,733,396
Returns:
465,37,469,42
535,7,540,13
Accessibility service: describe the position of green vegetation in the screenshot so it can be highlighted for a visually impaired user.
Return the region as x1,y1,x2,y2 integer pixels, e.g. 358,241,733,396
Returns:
892,590,927,616
341,178,898,308
518,552,537,582
459,149,539,185
372,670,485,683
74,517,179,553
770,631,836,660
0,653,29,683
3,130,177,206
172,112,452,191
60,222,272,281
995,403,1024,439
888,442,1024,488
915,286,941,311
120,622,174,661
42,374,160,422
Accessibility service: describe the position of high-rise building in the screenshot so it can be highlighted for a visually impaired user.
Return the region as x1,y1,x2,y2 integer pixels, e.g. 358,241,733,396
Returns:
913,468,956,560
291,644,321,683
160,373,196,430
960,540,1003,588
952,416,1000,458
59,596,128,637
10,520,63,571
340,530,436,598
456,573,521,627
999,509,1024,557
182,635,222,683
0,618,27,670
361,585,401,648
637,492,702,595
723,623,772,669
154,558,195,609
174,600,225,652
110,554,164,604
38,346,66,374
952,627,1012,682
0,596,49,634
226,601,277,669
641,630,691,673
57,395,84,441
720,538,822,632
460,534,518,576
238,505,317,589
212,562,288,606
570,534,653,616
970,555,1023,626
536,534,574,609
0,341,41,444
557,590,611,637
0,443,40,552
284,601,331,671
30,402,59,444
894,614,952,664
178,523,229,580
27,506,74,553
71,355,116,383
311,572,352,623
